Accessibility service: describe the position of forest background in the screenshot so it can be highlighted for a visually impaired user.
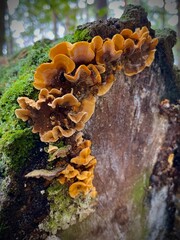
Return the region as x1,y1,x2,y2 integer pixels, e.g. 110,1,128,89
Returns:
0,0,180,69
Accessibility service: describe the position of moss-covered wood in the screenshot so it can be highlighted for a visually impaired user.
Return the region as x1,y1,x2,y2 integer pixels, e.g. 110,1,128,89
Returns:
0,4,179,240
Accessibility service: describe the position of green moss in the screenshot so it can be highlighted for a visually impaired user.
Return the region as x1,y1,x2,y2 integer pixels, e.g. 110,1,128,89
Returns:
53,28,91,45
0,129,36,172
132,174,149,204
0,29,94,234
73,28,91,42
0,40,52,175
0,24,92,176
127,172,150,240
120,14,133,22
39,181,95,235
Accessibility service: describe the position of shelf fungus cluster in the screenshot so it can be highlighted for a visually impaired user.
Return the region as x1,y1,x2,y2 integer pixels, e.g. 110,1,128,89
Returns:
15,26,158,199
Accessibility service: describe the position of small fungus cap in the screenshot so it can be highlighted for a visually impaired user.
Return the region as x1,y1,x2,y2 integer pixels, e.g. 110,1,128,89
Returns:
70,42,95,64
97,74,115,96
34,54,75,90
77,171,93,180
96,38,123,64
69,181,89,198
71,147,95,166
61,164,79,179
90,36,103,52
49,41,73,60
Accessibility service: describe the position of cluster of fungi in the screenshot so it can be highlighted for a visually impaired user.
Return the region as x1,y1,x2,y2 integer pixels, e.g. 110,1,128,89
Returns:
15,26,158,199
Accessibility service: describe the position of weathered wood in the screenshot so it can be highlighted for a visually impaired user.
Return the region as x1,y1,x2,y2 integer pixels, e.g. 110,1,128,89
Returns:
58,5,180,240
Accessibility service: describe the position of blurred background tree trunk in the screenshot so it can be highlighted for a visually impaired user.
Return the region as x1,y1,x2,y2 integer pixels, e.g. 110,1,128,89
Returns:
52,10,58,39
0,0,7,55
95,0,108,20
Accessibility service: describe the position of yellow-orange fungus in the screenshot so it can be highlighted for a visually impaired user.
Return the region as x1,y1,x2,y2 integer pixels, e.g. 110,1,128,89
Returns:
77,171,93,180
34,54,75,90
79,95,96,123
49,41,73,60
112,34,124,51
97,74,115,96
70,42,95,64
71,147,95,166
64,65,91,82
16,26,158,199
61,164,79,179
90,36,103,52
69,182,89,198
96,38,123,64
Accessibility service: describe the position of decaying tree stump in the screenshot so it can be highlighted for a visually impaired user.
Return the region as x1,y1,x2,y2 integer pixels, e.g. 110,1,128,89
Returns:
0,4,179,240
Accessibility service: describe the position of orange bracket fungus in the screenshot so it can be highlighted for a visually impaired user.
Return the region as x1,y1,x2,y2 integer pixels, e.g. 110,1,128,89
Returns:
15,26,158,200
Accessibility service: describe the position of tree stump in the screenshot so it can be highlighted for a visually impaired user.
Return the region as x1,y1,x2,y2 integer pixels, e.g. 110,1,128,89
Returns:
0,4,179,240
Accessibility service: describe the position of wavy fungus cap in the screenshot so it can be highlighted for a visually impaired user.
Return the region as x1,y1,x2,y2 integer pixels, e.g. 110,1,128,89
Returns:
120,28,158,76
97,74,115,96
120,26,149,40
90,36,103,52
34,54,75,90
49,41,73,60
71,147,95,166
64,64,105,85
96,38,123,64
15,89,85,142
77,170,93,181
69,181,89,198
69,42,95,64
50,41,95,65
61,164,79,179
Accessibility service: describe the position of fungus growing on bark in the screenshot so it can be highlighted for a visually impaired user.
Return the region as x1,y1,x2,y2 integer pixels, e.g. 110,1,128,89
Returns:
71,147,95,166
96,38,123,64
34,54,75,90
60,164,79,180
120,27,158,76
64,64,105,86
25,166,66,181
69,181,89,198
15,89,85,142
49,42,73,60
97,74,115,96
15,26,158,202
47,145,72,161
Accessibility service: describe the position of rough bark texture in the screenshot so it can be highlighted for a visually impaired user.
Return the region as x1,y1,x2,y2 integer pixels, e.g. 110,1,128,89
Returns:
0,4,179,240
59,60,178,240
60,68,168,239
59,5,180,240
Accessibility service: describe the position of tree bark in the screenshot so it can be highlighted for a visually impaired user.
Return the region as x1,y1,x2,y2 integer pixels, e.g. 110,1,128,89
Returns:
177,0,180,68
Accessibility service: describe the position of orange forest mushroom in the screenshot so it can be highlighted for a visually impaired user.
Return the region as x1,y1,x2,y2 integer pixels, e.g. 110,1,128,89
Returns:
15,89,86,142
16,26,158,199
